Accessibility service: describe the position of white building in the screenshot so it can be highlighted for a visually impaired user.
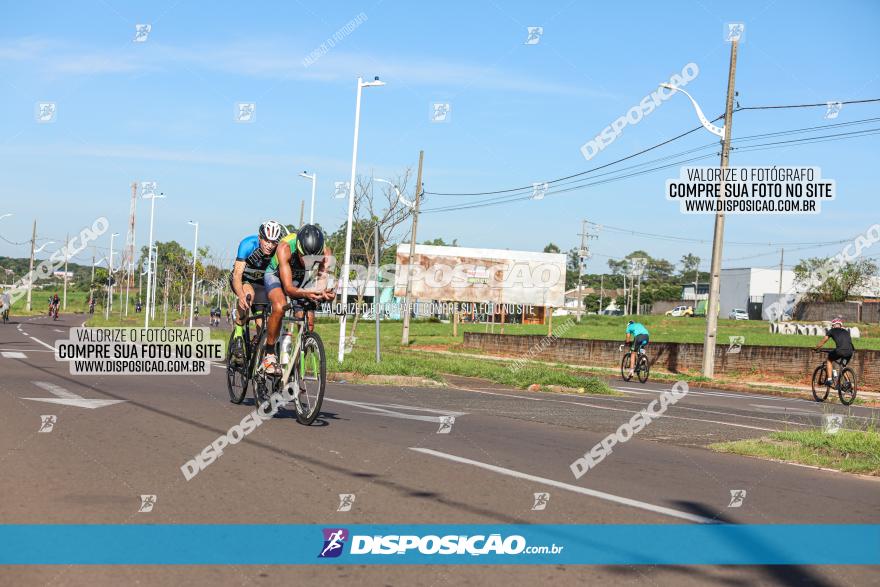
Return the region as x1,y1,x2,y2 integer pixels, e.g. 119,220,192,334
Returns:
719,267,797,319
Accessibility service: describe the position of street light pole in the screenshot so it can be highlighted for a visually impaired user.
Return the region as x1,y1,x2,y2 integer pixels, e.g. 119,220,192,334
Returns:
661,38,739,378
338,76,385,363
106,233,118,320
143,192,165,328
299,171,317,224
26,220,36,312
188,221,199,328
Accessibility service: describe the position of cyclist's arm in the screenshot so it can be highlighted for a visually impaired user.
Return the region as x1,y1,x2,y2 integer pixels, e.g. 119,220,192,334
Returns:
277,242,320,300
815,335,829,350
231,261,246,297
315,246,336,299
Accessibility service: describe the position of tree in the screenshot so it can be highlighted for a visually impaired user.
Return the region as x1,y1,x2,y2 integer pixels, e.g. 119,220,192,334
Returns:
422,237,458,246
794,257,879,302
680,253,700,276
337,170,417,343
543,243,561,254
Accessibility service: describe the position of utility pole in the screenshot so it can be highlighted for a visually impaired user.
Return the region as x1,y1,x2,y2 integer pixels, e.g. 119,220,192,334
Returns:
26,220,36,312
91,245,96,282
636,272,642,315
778,248,784,297
401,150,424,346
299,200,305,227
623,272,627,315
599,274,604,314
374,223,381,363
700,37,739,377
62,232,69,310
575,220,596,322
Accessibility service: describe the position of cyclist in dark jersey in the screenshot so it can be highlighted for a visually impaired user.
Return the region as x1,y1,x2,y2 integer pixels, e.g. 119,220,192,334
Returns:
229,220,285,362
815,316,854,385
261,224,335,374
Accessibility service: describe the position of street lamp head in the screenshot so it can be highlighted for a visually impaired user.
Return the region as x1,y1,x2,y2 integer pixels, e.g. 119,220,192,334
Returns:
188,220,198,227
299,171,313,179
361,76,386,88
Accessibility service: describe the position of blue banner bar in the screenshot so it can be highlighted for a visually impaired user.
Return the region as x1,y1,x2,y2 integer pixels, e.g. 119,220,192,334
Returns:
1,525,877,565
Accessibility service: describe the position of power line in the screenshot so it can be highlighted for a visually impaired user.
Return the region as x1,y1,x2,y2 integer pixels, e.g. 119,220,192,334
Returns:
734,98,880,111
425,99,880,198
420,124,878,214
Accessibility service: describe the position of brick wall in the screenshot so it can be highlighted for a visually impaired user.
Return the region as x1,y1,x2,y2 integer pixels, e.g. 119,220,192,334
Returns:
794,302,862,322
463,332,879,390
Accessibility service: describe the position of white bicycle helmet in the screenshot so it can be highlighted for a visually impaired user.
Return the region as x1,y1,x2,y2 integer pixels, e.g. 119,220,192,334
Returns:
259,220,284,243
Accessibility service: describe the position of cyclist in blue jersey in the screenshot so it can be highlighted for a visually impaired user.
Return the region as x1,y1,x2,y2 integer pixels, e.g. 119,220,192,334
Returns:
229,220,285,363
624,320,649,378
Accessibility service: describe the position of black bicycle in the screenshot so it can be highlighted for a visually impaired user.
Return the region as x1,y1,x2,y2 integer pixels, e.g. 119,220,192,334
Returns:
620,344,649,383
1,308,8,324
225,295,269,405
811,349,857,405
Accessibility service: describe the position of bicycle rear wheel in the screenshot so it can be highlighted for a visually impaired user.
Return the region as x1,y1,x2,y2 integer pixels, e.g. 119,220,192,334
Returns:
637,354,649,383
811,366,830,402
838,368,857,406
620,353,633,382
293,331,326,425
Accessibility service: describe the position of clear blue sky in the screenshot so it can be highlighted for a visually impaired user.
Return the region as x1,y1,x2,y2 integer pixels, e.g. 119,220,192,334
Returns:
1,0,878,273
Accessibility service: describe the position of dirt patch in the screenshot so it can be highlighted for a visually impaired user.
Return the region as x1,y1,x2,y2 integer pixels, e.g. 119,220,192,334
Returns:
329,372,444,388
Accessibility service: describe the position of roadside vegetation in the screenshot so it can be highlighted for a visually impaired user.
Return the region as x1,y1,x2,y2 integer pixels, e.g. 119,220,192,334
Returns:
710,428,880,476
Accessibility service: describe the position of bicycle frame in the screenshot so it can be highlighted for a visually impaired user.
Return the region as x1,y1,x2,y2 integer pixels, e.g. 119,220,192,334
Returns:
276,309,309,389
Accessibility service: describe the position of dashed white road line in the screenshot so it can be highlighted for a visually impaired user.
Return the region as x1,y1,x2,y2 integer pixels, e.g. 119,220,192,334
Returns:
411,447,718,525
1,351,27,359
448,385,779,432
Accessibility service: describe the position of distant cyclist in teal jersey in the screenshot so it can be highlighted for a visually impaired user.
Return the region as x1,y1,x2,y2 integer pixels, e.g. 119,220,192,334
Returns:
624,320,649,378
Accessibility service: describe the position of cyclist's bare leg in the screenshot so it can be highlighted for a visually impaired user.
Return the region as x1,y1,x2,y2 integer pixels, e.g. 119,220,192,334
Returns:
630,348,636,371
266,287,287,346
826,358,834,382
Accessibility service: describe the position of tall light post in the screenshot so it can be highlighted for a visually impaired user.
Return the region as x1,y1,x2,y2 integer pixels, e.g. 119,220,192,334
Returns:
143,191,165,328
660,36,738,377
188,220,199,328
338,75,385,362
299,171,317,224
106,233,119,319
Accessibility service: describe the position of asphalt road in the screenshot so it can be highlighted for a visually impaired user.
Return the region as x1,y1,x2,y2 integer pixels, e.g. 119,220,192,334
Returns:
1,314,878,586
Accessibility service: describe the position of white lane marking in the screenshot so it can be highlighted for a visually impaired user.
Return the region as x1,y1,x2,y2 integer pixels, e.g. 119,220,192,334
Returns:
449,386,778,432
749,404,820,415
25,381,127,409
26,335,54,351
0,348,51,353
1,351,27,359
53,328,63,333
326,398,464,423
33,381,80,399
412,448,718,525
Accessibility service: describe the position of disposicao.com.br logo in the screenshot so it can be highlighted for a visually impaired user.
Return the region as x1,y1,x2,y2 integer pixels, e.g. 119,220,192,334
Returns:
319,528,563,558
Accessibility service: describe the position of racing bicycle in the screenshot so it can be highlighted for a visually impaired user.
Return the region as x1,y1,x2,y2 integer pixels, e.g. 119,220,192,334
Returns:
225,296,326,425
266,300,326,425
811,349,857,406
225,294,269,405
620,344,650,383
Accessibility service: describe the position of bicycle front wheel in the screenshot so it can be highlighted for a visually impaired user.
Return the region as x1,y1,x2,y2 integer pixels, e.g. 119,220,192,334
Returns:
811,366,829,402
637,354,649,383
838,368,857,406
226,331,248,404
620,353,633,382
294,331,326,425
